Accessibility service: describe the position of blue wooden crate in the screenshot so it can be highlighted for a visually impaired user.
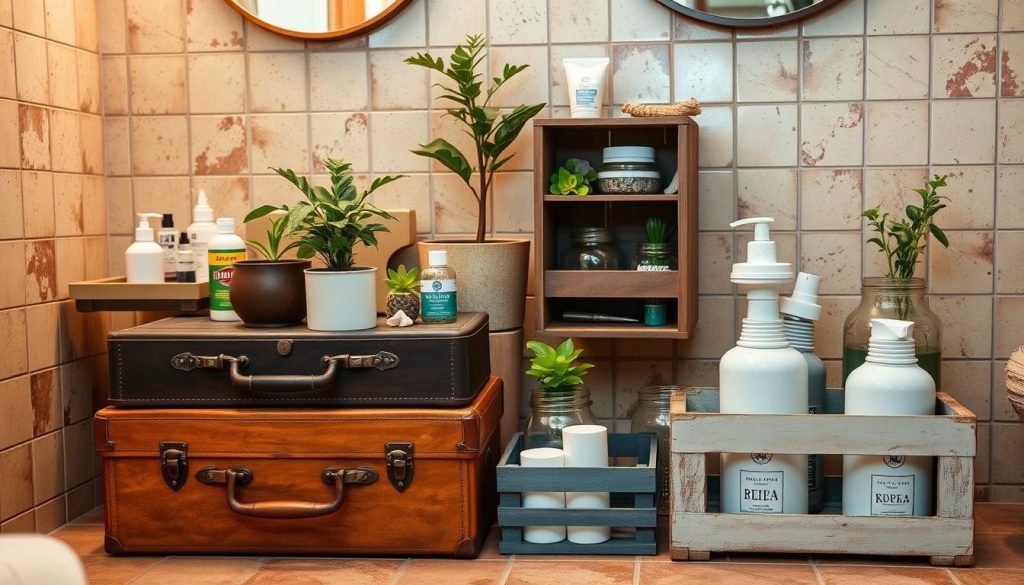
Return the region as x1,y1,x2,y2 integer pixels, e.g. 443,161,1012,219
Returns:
496,432,658,555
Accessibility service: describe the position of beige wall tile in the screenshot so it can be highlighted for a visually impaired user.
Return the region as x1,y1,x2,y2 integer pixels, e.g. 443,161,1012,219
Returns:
929,230,994,293
676,359,720,387
14,32,48,105
612,43,670,104
308,52,367,111
11,0,44,35
60,359,92,427
698,233,733,295
0,443,33,521
0,376,32,450
0,0,10,27
1000,99,1024,163
933,34,998,98
934,0,999,33
996,230,1024,293
83,236,107,280
128,54,186,114
698,170,733,231
867,0,931,35
77,50,100,114
250,113,308,175
610,0,670,41
0,99,18,168
33,494,64,534
100,55,127,115
63,419,92,489
29,368,60,437
190,176,248,228
47,109,81,173
614,359,672,418
248,52,307,113
428,110,476,174
129,115,188,175
132,176,190,231
802,0,863,36
44,0,76,45
672,12,732,41
866,36,930,99
802,37,864,101
0,170,24,239
21,171,55,239
736,105,797,166
311,112,368,173
930,295,992,358
370,111,428,173
187,53,246,114
105,176,132,235
549,0,607,43
243,19,303,51
74,0,98,52
994,297,1024,358
943,360,992,419
53,172,82,236
125,0,184,53
492,172,532,233
369,50,428,110
0,240,25,308
56,300,85,361
992,423,1024,483
97,0,125,54
488,45,549,108
102,115,129,176
1003,33,1024,97
25,240,57,304
191,114,247,175
53,236,83,299
800,169,863,231
428,3,485,45
737,169,797,230
800,103,864,166
489,0,546,44
25,302,58,371
997,166,1024,228
30,431,63,504
932,99,997,164
80,114,103,174
0,30,17,100
929,166,994,229
0,308,27,380
1005,0,1024,31
696,105,733,168
433,172,482,234
814,296,860,360
673,42,732,103
367,173,430,233
736,40,798,102
185,0,243,52
677,296,735,359
799,232,862,295
864,101,929,165
367,0,424,48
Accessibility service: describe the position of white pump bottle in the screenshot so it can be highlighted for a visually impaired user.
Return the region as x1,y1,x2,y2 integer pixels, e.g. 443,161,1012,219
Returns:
187,190,217,283
720,217,809,514
126,213,165,283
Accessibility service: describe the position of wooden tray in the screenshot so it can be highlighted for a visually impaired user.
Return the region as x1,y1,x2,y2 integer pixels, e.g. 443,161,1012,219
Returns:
69,276,209,313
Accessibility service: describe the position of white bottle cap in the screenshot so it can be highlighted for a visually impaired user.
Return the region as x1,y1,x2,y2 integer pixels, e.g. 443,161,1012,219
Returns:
216,217,235,234
134,213,162,242
866,318,917,365
428,250,448,267
780,272,822,322
193,190,214,222
871,318,914,341
728,217,793,285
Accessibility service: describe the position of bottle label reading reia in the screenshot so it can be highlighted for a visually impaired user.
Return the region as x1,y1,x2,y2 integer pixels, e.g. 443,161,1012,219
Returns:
421,279,457,319
208,249,245,311
739,469,783,513
870,473,914,516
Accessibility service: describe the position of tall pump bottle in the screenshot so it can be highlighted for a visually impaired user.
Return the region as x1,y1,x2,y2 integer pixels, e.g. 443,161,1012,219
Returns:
842,318,935,517
780,272,826,513
187,190,216,283
720,217,809,514
126,213,165,283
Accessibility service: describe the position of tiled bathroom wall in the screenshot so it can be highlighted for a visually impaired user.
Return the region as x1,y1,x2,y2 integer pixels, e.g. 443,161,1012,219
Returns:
96,0,1024,500
0,0,108,533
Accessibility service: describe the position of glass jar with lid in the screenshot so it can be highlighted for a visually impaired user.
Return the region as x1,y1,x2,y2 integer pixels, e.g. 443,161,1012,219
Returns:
631,242,677,271
596,146,661,194
523,387,598,449
562,227,620,270
629,385,682,514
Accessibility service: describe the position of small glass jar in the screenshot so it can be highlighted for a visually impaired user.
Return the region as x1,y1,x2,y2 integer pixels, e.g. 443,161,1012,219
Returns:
562,227,620,270
629,385,682,514
596,146,661,194
523,387,597,449
631,242,677,271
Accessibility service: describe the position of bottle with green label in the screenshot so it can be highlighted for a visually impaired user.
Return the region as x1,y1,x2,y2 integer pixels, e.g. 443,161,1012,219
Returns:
207,217,245,322
420,250,457,324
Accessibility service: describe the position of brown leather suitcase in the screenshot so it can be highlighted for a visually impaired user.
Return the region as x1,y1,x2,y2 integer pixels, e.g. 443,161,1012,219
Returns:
95,377,502,557
106,312,490,407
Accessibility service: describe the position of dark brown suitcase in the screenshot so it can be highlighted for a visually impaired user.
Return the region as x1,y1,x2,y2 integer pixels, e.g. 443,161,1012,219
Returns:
95,377,502,557
107,312,490,407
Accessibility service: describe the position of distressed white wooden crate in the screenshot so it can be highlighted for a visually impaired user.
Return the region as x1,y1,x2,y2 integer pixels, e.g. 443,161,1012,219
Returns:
670,388,976,567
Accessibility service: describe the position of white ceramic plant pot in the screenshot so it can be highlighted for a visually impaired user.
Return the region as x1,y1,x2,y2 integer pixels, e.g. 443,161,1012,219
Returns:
304,267,377,331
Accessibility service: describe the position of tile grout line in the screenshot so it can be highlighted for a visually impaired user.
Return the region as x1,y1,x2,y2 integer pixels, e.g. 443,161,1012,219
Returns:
386,558,411,585
498,554,515,585
809,557,825,585
632,555,641,585
945,566,965,585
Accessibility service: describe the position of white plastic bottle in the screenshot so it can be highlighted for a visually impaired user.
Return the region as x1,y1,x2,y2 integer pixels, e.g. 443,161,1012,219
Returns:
780,272,826,513
720,217,809,515
126,213,165,284
207,217,245,322
187,190,217,283
843,319,935,517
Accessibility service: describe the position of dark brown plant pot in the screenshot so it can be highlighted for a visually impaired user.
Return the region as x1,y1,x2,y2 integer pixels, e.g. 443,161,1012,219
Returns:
229,260,311,328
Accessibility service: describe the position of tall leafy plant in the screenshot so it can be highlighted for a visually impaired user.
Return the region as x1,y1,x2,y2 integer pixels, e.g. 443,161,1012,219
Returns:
406,34,546,242
862,174,950,280
243,159,403,270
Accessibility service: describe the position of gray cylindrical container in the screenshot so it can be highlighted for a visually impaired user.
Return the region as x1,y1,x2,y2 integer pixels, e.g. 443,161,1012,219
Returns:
781,272,826,513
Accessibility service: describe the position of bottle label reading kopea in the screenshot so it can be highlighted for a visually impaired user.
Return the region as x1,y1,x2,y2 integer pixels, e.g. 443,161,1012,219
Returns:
208,249,246,311
421,279,457,319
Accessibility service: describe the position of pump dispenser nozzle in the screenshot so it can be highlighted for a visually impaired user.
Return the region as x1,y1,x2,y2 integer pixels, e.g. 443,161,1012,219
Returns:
781,272,823,322
729,217,793,284
135,213,162,242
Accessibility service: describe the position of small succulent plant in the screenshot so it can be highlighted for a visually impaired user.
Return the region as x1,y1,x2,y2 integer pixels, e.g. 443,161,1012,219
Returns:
383,264,420,320
644,217,675,244
525,338,594,393
549,159,598,196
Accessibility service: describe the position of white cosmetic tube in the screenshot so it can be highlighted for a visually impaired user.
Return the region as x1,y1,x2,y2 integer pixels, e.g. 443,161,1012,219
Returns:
563,57,609,118
562,425,611,544
520,447,567,544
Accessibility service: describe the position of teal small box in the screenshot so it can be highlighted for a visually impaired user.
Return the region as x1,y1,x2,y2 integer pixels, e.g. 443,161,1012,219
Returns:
496,432,658,555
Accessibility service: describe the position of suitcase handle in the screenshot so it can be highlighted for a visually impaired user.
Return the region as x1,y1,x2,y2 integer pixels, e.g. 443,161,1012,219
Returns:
171,352,400,394
195,465,379,519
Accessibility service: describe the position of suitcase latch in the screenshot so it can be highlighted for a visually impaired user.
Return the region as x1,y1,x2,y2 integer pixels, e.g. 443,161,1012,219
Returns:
385,442,414,493
160,441,188,491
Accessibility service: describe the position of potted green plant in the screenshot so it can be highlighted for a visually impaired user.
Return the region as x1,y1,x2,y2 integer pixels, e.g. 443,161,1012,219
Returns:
842,174,950,386
383,264,420,321
244,158,403,331
549,159,598,196
405,34,545,332
522,338,597,449
230,215,311,327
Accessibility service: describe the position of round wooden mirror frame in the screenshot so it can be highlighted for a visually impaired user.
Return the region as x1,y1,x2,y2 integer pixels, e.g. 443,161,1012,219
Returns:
655,0,846,28
225,0,414,40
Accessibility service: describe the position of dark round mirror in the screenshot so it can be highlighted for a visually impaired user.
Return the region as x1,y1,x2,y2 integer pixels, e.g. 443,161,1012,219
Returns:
656,0,846,27
226,0,412,40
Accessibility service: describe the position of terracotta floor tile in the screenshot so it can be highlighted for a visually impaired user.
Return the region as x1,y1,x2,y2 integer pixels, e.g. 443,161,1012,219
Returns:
80,554,163,585
50,524,105,555
476,525,503,560
727,552,813,564
130,557,262,585
976,504,1024,532
395,560,508,585
69,506,104,525
952,568,1024,585
811,554,933,566
973,533,1024,569
242,559,403,585
506,559,635,584
641,562,817,585
816,566,956,585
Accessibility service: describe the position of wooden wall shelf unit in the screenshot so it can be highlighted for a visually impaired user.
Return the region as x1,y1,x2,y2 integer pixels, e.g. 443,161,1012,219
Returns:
533,116,699,339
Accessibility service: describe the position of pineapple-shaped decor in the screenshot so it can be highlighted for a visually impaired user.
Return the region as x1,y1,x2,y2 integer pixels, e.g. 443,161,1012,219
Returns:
384,264,420,321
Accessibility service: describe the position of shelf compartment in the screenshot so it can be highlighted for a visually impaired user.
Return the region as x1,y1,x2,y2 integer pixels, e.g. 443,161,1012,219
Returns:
545,270,679,298
543,194,679,203
542,320,683,339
